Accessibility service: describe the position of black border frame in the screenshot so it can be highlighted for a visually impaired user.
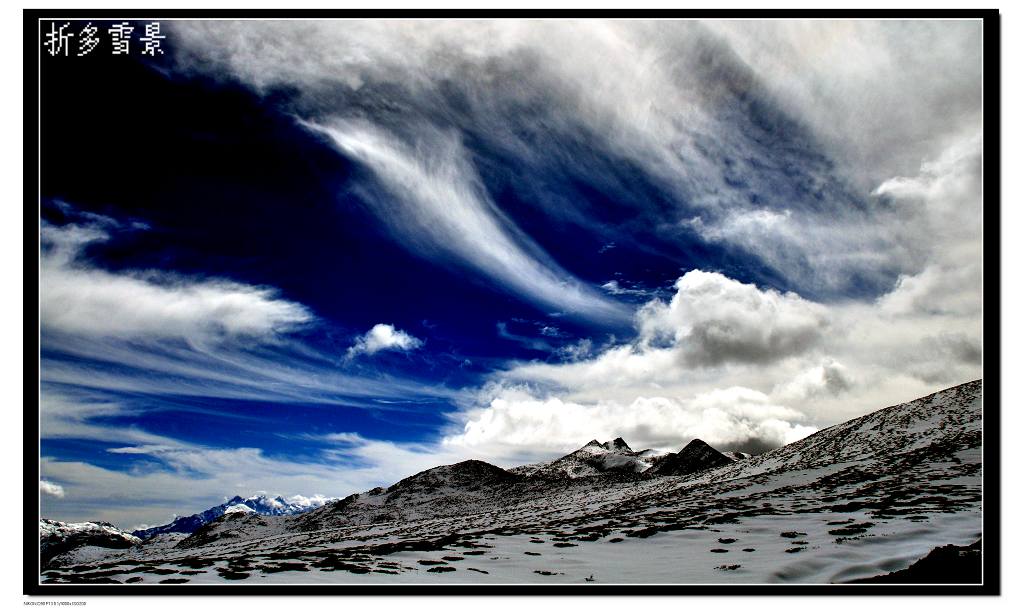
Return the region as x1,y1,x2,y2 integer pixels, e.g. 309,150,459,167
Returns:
24,7,1002,597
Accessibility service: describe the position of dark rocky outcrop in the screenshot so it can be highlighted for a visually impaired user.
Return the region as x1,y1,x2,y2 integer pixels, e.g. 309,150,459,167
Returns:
649,439,734,477
848,539,982,584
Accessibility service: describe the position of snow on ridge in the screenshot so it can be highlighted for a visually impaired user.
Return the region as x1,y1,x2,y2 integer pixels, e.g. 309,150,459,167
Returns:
511,437,665,478
507,381,980,484
237,492,335,514
129,491,341,540
224,504,257,515
39,518,141,542
690,379,983,485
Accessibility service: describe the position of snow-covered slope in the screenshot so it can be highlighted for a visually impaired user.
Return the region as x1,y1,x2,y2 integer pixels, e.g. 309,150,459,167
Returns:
291,460,524,532
223,504,257,515
723,451,752,461
704,379,982,483
40,380,984,585
39,519,141,569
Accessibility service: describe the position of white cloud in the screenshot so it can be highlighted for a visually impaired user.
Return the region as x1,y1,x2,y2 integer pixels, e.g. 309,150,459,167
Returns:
874,132,983,319
443,385,816,456
637,270,829,367
40,480,65,498
283,493,335,508
41,222,312,342
705,20,981,189
556,338,593,362
879,263,983,318
486,131,981,435
447,257,980,459
772,360,852,403
346,323,423,357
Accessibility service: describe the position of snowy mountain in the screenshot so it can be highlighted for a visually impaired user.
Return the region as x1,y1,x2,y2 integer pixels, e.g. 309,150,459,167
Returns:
130,493,336,540
510,437,671,478
39,380,984,585
39,519,141,569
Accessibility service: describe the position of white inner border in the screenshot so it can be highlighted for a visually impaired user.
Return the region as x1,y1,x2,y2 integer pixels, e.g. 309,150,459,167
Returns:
7,1,1017,611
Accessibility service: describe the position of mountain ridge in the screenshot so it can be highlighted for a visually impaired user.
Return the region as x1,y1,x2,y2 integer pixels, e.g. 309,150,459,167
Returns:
129,493,336,540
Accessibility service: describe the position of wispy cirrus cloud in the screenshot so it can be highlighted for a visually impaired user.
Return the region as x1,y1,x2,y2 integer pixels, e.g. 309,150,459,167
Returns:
39,216,459,410
169,20,981,299
303,120,630,324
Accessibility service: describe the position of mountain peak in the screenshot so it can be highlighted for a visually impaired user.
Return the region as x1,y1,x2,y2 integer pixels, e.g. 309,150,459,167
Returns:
605,437,632,451
650,438,733,477
389,459,519,495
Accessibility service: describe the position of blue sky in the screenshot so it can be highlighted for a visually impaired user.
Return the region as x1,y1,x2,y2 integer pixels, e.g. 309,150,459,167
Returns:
38,19,984,529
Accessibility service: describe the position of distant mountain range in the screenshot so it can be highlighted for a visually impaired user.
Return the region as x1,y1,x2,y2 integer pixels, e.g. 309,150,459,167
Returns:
130,494,338,540
55,435,747,549
39,434,747,566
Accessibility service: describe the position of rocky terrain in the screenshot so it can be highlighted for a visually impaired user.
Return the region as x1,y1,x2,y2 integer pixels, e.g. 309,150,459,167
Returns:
38,380,984,585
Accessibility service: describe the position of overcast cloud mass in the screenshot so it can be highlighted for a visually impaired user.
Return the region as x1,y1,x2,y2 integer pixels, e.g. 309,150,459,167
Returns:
38,19,984,528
